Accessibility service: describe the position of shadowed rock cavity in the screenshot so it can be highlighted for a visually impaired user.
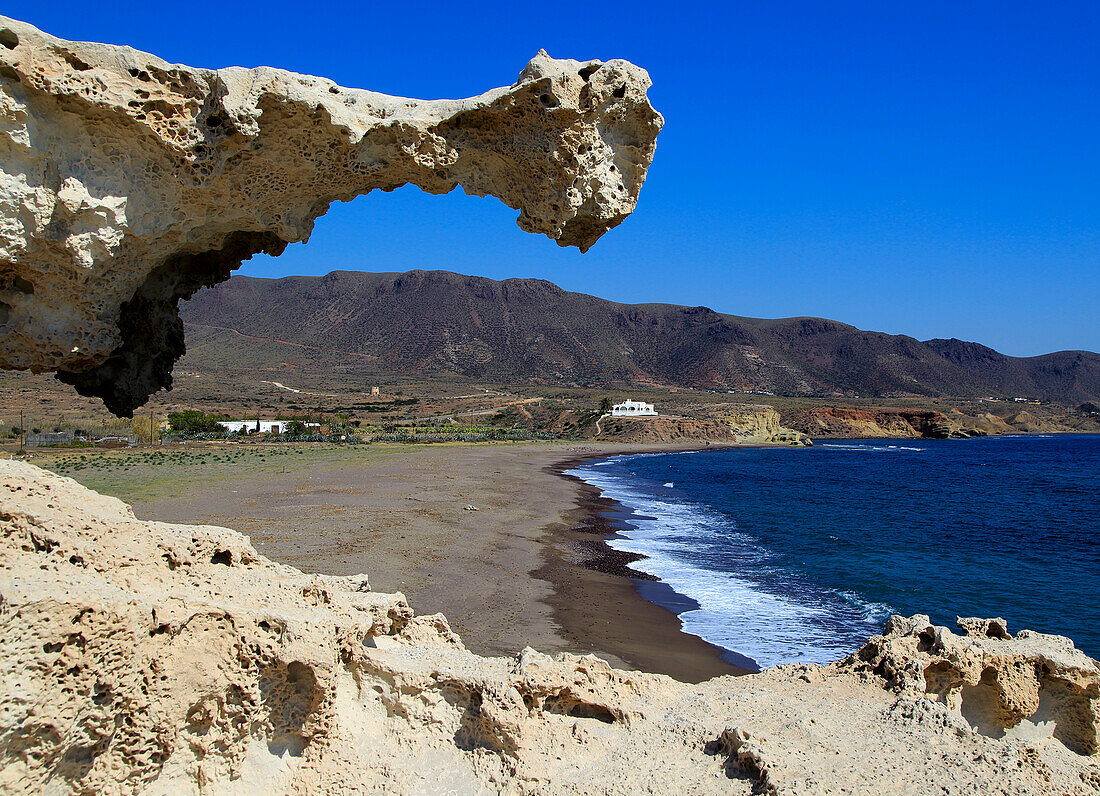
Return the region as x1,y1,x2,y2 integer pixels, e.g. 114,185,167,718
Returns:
0,17,663,415
849,614,1100,757
57,232,286,415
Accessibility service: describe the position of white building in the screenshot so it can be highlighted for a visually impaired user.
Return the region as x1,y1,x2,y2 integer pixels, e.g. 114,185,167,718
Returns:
611,399,657,417
217,420,321,434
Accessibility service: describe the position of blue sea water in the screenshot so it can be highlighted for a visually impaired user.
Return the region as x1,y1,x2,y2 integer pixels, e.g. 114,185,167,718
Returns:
567,434,1100,670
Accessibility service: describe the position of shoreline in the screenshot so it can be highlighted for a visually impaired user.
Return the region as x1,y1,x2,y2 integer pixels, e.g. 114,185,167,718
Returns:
536,445,755,681
45,440,763,683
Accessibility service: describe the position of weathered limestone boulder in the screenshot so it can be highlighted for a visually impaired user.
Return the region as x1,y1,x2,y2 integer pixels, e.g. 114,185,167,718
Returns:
845,613,1100,756
2,460,1098,794
0,16,663,414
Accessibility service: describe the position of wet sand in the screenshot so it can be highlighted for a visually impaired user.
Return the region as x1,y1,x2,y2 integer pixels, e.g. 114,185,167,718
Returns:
131,441,745,682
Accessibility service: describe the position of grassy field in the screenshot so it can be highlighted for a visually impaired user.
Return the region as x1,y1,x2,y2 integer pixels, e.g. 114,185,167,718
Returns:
29,443,439,505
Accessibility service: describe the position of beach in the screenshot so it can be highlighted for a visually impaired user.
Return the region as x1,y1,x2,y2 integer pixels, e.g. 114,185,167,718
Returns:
123,441,744,682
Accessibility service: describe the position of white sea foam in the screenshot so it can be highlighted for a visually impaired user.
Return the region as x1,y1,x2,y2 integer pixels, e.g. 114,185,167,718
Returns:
568,458,892,669
820,442,926,453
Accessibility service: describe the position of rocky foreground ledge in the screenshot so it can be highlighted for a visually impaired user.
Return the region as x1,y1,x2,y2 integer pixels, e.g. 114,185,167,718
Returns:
1,460,1097,794
0,17,662,415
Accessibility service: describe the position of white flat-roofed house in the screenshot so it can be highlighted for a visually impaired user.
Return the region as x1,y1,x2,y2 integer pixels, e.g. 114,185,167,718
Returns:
611,399,657,417
217,420,321,434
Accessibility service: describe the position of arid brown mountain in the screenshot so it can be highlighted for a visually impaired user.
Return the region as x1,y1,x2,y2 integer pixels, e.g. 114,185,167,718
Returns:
179,270,1100,403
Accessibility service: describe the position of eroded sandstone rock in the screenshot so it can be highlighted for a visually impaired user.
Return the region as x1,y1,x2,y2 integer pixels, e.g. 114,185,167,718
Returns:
2,460,1098,794
0,17,662,414
713,404,810,445
845,613,1100,756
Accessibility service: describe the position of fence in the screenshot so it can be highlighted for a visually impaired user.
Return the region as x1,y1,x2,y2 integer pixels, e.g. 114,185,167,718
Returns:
26,431,75,447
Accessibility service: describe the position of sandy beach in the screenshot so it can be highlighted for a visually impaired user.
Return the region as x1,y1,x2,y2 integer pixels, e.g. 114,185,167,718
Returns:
124,440,744,682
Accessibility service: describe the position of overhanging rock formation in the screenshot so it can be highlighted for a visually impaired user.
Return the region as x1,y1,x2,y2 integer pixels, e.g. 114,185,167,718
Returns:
0,17,663,415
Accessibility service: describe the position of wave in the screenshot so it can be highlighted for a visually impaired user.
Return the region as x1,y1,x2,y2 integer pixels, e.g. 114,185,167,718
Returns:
819,442,925,452
568,456,892,669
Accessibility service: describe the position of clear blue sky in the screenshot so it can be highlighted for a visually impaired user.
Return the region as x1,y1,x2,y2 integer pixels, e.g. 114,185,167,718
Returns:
11,2,1098,356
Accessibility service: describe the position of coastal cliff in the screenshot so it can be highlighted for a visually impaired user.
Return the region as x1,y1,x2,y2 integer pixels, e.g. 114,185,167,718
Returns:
713,404,810,445
592,405,809,446
2,460,1098,794
778,405,1077,439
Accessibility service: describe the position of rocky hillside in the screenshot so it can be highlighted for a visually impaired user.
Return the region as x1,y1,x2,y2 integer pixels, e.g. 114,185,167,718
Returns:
2,460,1098,793
180,270,1100,403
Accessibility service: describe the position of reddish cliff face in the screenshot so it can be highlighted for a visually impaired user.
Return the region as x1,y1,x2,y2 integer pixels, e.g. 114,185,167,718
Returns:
781,407,956,439
779,406,1083,439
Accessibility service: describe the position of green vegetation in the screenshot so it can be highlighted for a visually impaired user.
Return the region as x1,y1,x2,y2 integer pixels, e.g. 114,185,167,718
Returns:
167,410,228,434
37,446,359,504
34,438,558,506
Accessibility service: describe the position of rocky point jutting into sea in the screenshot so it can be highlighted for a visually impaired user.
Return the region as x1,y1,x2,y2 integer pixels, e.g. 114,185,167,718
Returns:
0,17,1098,795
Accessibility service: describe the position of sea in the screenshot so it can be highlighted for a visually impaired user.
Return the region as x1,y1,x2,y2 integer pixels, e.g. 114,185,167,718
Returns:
567,434,1100,671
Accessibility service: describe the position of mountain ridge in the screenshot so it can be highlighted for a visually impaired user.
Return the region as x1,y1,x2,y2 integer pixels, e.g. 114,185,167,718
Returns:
178,269,1100,403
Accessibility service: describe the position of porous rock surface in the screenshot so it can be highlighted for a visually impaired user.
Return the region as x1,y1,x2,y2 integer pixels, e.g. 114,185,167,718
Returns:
0,17,662,415
2,460,1098,794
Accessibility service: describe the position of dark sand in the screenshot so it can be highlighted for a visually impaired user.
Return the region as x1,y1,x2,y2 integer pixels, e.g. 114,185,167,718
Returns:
130,441,745,682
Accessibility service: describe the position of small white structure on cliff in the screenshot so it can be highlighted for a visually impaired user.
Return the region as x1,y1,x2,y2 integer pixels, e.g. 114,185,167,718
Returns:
611,399,657,417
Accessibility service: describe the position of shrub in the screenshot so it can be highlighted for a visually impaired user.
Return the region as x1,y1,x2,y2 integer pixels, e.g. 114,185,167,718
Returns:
167,410,228,434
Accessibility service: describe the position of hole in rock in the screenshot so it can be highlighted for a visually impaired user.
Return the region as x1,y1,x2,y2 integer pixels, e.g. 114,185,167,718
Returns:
92,684,113,706
0,301,8,327
543,695,616,723
612,84,626,98
578,65,597,81
30,534,57,554
0,29,18,49
986,622,1009,639
60,742,102,780
960,668,1012,738
1035,676,1098,755
210,550,233,566
262,661,321,757
0,65,18,82
62,52,92,71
